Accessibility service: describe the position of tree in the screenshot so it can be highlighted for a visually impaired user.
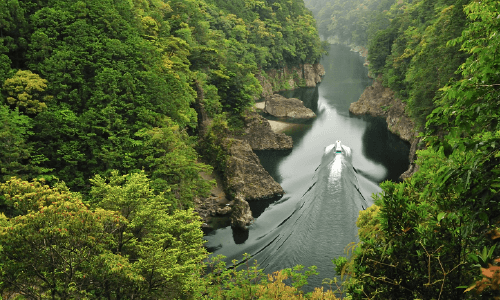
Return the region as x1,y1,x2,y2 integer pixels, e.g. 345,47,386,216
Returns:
0,173,209,299
0,177,135,299
339,2,500,298
0,105,47,182
89,170,207,298
2,70,52,114
196,254,341,299
134,119,214,207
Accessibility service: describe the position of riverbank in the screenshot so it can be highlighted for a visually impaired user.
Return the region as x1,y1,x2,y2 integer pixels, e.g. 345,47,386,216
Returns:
349,77,420,179
197,65,325,231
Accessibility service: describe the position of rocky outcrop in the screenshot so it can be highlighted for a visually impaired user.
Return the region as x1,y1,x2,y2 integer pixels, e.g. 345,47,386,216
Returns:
349,78,421,179
257,73,275,99
303,63,326,87
193,169,232,230
349,79,415,142
238,112,293,150
224,138,284,201
257,63,325,98
399,137,421,180
264,94,316,119
230,194,254,230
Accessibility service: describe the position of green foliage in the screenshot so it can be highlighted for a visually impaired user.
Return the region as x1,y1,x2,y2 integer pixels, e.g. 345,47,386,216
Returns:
134,118,214,208
341,1,500,298
89,170,207,298
0,0,326,203
199,114,230,169
0,105,48,182
196,254,340,299
429,0,500,136
2,70,52,114
0,174,208,299
366,0,470,126
0,0,330,297
0,177,132,299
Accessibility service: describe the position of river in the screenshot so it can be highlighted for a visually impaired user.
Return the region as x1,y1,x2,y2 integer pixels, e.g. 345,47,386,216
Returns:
204,44,410,289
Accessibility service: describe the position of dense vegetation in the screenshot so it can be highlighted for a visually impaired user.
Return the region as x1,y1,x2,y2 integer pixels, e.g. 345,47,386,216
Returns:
367,0,471,126
0,0,325,197
333,0,500,299
0,0,332,298
1,0,499,298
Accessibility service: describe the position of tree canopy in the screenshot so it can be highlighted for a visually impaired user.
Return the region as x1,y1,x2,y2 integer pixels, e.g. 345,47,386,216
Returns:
0,0,325,197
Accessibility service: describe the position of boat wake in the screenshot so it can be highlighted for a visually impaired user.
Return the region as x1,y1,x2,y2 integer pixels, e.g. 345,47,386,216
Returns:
254,142,369,282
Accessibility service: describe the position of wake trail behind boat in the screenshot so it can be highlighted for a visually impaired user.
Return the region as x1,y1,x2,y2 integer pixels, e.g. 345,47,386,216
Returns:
255,142,369,288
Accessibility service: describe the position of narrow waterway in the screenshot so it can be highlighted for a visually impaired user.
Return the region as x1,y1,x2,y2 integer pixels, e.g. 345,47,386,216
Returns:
204,44,410,289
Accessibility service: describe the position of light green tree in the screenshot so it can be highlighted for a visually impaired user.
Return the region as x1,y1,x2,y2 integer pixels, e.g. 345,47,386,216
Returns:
2,70,53,114
89,170,208,298
0,177,136,299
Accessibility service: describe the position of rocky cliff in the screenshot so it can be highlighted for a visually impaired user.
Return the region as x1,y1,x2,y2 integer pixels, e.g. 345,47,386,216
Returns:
256,63,325,98
238,112,293,150
349,78,421,179
224,138,284,201
196,64,324,231
195,135,285,231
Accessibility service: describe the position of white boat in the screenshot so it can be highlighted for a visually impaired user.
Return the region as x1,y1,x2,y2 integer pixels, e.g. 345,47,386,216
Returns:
335,140,342,153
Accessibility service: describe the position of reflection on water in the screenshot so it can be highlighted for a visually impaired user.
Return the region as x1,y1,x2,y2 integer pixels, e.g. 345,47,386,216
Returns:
204,44,410,289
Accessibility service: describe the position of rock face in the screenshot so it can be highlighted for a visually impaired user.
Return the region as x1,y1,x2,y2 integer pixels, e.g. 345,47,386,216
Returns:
238,112,293,150
257,63,325,98
349,78,421,179
349,79,415,142
224,138,284,201
230,194,254,230
264,94,316,119
303,63,326,87
399,137,422,180
193,169,231,230
193,196,219,227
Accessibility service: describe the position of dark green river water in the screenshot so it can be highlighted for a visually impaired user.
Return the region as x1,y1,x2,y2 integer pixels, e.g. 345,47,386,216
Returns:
204,44,410,289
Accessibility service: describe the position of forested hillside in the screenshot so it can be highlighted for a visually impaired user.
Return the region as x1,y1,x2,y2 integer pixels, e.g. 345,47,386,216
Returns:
0,0,325,197
334,0,500,299
0,0,331,298
2,0,499,298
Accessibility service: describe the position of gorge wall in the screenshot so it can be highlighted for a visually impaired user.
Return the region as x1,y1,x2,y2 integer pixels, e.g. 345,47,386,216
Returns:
349,78,421,180
257,63,325,98
199,64,325,231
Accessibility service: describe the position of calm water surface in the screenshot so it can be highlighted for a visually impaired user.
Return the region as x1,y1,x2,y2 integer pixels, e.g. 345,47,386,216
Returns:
204,44,410,288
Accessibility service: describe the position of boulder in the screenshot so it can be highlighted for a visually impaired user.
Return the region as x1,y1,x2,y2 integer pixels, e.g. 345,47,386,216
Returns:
230,194,254,230
193,196,219,228
217,205,232,215
239,112,293,150
264,94,316,119
224,138,284,201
